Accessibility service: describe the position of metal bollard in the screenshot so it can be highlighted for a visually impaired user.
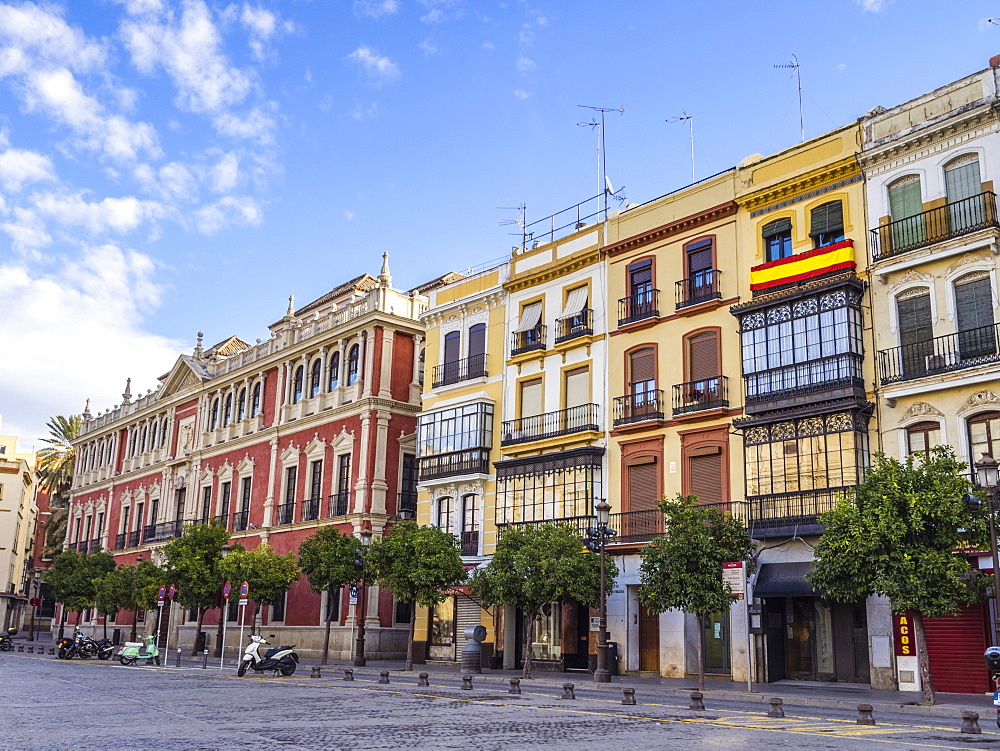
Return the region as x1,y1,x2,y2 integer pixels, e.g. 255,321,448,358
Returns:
856,703,875,725
461,675,473,690
343,669,354,681
310,666,321,679
768,697,784,718
17,645,23,652
689,691,705,711
561,683,576,700
201,649,208,669
508,677,521,694
418,672,429,687
175,648,181,668
27,646,33,653
622,687,636,705
49,647,54,655
379,671,390,684
961,711,982,735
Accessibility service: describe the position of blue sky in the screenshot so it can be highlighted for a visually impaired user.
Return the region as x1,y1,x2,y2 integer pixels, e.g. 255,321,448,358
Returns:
2,0,999,446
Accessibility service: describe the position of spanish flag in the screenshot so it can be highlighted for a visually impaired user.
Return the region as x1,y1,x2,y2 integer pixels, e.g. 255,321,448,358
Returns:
749,239,855,292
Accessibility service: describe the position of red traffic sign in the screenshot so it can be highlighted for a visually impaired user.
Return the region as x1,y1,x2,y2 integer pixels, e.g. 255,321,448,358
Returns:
167,584,176,600
239,580,249,599
157,585,166,602
222,581,232,599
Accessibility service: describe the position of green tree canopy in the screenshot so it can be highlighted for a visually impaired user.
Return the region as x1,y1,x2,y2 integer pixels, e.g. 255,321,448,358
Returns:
94,561,165,640
808,447,987,705
44,550,115,637
470,523,616,678
366,521,467,671
163,522,231,653
36,415,81,507
298,527,364,664
638,494,755,691
218,542,300,633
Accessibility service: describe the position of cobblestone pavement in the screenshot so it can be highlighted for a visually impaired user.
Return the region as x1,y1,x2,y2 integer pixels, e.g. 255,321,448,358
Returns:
5,652,1000,750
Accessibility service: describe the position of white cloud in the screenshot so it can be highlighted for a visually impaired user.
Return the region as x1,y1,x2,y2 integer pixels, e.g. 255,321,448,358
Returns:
513,89,529,100
193,195,261,233
836,63,847,72
1,206,51,254
33,191,166,235
349,101,379,121
0,245,181,444
354,0,400,19
419,37,438,55
347,45,400,85
515,56,535,74
344,210,355,220
212,106,276,143
418,0,464,24
855,0,891,11
482,40,494,51
420,8,445,23
0,148,56,191
0,2,107,74
210,152,240,193
236,4,294,61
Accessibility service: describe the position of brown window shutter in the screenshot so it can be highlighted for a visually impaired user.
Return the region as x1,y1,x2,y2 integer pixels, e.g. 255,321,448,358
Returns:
688,332,719,382
630,348,656,384
628,461,659,512
687,245,713,276
688,451,723,505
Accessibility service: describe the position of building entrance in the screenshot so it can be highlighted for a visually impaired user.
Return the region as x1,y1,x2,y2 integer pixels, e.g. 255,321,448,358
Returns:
762,597,868,683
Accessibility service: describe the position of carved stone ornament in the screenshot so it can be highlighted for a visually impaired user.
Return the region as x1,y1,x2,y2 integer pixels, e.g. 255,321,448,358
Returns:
961,390,1000,414
899,402,944,425
461,482,485,496
433,484,457,499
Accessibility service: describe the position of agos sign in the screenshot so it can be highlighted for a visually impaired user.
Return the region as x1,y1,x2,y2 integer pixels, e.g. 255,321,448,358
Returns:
894,613,915,657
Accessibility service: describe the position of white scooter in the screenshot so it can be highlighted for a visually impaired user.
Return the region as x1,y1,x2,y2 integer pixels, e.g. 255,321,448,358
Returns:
237,634,299,677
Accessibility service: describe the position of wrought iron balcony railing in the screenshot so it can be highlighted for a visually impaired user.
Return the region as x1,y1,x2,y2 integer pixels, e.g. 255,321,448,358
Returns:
432,354,488,388
275,503,295,526
497,514,594,536
744,353,863,404
114,533,126,551
418,448,492,480
675,270,722,310
746,487,850,531
870,191,998,261
555,308,593,343
618,290,659,326
232,510,249,532
88,538,101,554
301,497,321,522
878,322,1000,385
612,390,665,426
143,521,182,543
501,403,600,446
328,490,350,517
128,530,141,548
672,376,728,415
511,325,546,357
460,531,480,555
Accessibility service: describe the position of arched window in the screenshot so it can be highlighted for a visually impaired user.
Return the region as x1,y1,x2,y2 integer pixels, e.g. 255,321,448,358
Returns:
887,175,924,250
251,382,261,416
148,424,157,450
418,348,425,387
969,412,1000,469
237,388,247,421
329,352,340,390
310,358,322,398
468,324,487,377
436,496,453,531
347,344,360,386
945,154,984,231
292,365,304,404
160,419,168,447
761,217,793,262
954,272,996,361
210,398,220,430
140,426,148,453
906,421,941,455
809,201,844,248
223,393,233,425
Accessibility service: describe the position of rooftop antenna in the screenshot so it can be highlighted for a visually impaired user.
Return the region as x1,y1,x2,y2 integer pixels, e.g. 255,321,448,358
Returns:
578,104,624,221
666,111,695,182
774,54,804,142
498,203,526,252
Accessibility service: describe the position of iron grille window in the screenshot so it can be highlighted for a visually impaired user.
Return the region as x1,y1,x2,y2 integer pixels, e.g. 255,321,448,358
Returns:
400,453,417,515
496,448,603,525
310,460,323,500
270,591,287,622
219,481,231,522
200,487,211,521
240,476,252,511
417,403,493,457
285,465,297,505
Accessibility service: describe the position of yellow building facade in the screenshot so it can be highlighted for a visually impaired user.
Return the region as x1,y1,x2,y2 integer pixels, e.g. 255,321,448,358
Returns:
0,432,39,631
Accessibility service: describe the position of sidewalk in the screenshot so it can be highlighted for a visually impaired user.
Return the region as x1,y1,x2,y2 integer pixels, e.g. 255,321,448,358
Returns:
159,650,996,720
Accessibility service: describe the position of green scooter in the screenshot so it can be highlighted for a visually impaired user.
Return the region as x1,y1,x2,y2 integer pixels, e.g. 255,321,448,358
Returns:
117,634,160,666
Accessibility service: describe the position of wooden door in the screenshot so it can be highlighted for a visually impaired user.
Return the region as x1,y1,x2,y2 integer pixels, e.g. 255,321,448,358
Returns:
638,602,659,672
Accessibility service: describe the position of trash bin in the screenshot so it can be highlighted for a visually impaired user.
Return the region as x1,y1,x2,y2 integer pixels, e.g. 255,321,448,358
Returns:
606,642,619,676
112,629,122,645
195,631,208,653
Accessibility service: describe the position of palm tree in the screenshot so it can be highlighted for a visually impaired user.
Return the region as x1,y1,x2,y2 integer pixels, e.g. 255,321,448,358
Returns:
36,414,81,508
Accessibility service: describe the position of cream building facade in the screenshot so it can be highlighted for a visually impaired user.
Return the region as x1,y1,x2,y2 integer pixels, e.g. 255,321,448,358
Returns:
0,431,38,631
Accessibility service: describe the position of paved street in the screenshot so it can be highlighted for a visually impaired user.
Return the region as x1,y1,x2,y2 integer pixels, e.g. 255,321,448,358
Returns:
5,651,1000,750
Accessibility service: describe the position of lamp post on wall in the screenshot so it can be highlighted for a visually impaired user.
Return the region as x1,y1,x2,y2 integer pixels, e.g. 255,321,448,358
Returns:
585,500,614,683
975,453,1000,646
353,526,374,667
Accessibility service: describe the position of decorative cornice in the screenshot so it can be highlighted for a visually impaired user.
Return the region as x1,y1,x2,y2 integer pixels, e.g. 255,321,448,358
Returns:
603,202,738,257
738,157,862,214
504,247,601,292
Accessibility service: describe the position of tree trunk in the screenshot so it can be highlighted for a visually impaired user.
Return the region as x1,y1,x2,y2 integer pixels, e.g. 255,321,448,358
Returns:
321,590,333,666
192,606,207,655
131,607,138,642
912,610,936,705
696,613,706,692
58,607,66,640
102,617,108,640
405,608,416,672
253,601,261,635
522,610,535,680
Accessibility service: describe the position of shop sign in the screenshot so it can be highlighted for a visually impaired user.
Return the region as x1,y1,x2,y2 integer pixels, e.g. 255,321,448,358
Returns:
722,561,746,600
893,612,915,657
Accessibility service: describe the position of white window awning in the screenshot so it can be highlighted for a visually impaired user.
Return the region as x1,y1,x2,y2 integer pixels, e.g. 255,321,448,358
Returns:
514,302,542,332
560,286,589,318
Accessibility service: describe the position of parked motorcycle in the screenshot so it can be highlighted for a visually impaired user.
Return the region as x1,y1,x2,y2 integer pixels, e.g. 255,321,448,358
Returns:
0,628,15,651
237,634,298,677
56,636,77,660
118,634,160,666
93,637,115,660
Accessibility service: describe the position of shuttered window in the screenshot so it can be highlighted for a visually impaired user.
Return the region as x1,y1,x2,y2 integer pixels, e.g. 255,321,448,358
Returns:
762,217,791,237
686,240,713,277
628,461,659,512
688,332,719,382
444,331,461,364
629,260,652,295
630,348,656,386
762,218,793,262
810,201,844,247
468,324,486,359
896,290,933,347
689,449,723,505
888,177,922,220
945,156,982,203
955,275,993,333
520,378,543,417
564,367,589,409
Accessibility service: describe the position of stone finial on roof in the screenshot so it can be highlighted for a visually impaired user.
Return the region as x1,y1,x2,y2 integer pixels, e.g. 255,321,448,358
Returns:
287,294,296,317
121,378,132,404
194,330,204,358
379,252,392,287
82,398,91,420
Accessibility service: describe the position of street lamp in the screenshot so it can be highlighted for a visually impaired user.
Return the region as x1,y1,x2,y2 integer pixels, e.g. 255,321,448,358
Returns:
353,526,374,667
976,453,1000,647
586,500,614,683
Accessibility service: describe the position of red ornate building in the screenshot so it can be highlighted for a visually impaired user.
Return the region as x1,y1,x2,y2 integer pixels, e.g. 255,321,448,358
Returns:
64,256,441,657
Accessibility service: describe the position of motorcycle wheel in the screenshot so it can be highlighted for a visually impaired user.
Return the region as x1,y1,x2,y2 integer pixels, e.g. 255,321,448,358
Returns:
119,655,133,666
0,641,11,652
57,648,68,660
237,661,248,677
280,661,296,677
154,656,160,666
98,651,111,661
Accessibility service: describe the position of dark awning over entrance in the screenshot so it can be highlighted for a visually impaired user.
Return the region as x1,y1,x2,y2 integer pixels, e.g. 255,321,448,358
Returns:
753,561,818,598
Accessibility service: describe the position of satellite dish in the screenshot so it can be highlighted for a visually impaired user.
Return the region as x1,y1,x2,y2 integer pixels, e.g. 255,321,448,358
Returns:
605,175,615,194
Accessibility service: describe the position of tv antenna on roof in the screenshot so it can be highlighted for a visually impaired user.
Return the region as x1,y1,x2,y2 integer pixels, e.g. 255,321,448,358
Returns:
577,104,625,221
774,54,804,142
498,203,527,252
666,111,695,182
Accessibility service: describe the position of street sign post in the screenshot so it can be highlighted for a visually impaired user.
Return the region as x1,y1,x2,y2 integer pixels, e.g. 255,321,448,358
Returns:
723,561,752,693
164,584,176,666
220,581,232,669
237,581,250,661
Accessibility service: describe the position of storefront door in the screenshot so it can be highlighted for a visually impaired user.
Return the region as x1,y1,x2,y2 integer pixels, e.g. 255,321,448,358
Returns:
638,602,659,672
702,611,730,674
